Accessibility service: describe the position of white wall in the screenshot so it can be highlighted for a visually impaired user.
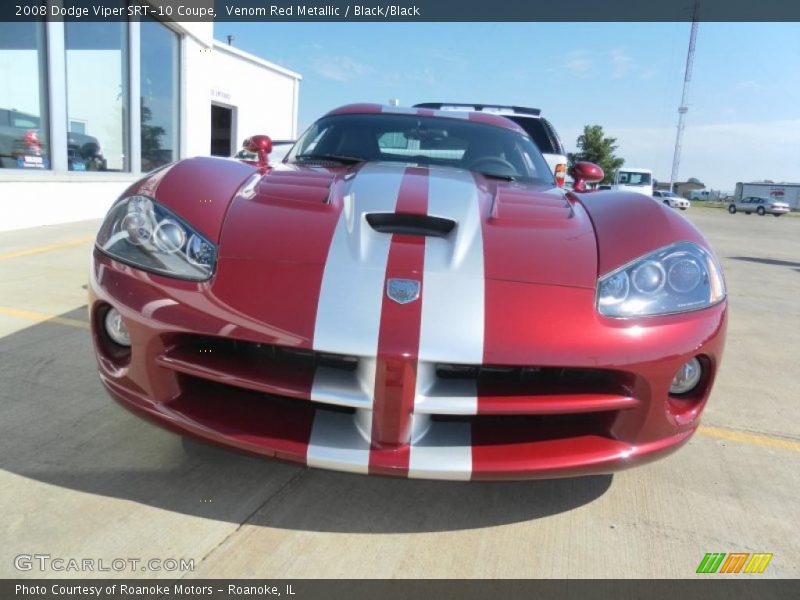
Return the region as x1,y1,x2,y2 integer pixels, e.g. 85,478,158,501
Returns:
2,177,134,232
207,43,300,148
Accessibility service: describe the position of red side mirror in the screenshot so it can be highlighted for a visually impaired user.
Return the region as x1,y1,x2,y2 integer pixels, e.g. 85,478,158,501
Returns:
243,135,272,167
569,161,604,192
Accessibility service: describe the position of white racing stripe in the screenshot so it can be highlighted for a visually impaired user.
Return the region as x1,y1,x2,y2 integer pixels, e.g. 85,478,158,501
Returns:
312,162,405,358
408,421,472,481
309,162,407,460
410,167,485,479
307,410,371,474
416,168,485,366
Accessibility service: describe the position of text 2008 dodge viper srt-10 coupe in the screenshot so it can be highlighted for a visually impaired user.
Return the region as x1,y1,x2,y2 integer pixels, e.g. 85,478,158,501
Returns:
89,104,727,480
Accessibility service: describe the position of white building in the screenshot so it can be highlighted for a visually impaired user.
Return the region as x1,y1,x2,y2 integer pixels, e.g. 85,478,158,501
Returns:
0,20,301,232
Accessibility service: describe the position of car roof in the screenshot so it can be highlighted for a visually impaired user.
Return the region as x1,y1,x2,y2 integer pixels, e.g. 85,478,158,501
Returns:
413,102,542,117
324,103,527,134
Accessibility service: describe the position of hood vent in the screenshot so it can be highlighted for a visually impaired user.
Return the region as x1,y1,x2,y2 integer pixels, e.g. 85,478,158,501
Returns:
366,213,455,238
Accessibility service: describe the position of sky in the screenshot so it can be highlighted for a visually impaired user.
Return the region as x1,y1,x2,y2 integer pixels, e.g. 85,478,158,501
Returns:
214,22,800,191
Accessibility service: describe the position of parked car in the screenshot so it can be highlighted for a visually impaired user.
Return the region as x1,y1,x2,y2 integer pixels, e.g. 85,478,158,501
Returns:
735,181,800,210
0,108,47,168
0,108,106,170
90,103,727,481
414,102,568,187
728,196,790,216
653,190,690,210
67,131,107,171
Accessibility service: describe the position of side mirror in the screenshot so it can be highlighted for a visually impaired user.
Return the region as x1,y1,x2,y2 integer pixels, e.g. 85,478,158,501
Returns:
569,161,604,192
243,135,273,167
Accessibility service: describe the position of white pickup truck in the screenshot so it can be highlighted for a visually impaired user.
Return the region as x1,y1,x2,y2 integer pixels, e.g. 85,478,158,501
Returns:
611,168,654,197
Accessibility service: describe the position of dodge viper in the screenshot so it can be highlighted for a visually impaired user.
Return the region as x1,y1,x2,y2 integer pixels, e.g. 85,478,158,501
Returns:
89,104,727,480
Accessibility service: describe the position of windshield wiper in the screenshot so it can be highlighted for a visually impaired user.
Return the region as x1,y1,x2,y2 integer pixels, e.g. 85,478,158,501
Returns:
294,153,364,165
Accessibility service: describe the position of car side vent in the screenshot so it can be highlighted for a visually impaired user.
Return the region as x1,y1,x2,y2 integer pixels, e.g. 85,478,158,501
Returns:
366,213,456,237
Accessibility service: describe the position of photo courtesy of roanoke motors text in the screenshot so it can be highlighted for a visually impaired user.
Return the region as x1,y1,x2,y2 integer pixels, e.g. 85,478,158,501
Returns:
0,0,798,598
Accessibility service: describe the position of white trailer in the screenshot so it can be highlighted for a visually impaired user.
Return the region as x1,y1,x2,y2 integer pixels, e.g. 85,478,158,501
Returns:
735,182,800,210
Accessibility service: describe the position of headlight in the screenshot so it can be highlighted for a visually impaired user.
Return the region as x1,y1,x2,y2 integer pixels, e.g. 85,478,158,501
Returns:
597,242,725,317
96,195,217,281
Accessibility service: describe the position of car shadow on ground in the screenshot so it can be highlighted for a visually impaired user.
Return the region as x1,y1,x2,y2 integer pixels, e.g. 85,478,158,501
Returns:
729,256,800,270
0,308,612,534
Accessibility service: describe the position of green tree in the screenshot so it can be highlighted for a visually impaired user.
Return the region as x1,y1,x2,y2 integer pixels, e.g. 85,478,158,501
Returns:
140,101,166,172
567,125,624,184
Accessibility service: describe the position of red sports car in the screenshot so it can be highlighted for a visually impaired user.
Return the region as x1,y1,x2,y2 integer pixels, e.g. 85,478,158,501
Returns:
89,104,727,480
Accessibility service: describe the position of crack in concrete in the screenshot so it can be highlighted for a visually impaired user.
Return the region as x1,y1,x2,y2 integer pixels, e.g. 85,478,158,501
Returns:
172,468,309,585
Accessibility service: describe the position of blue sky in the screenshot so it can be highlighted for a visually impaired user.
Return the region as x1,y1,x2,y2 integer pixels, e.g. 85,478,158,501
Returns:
214,22,800,191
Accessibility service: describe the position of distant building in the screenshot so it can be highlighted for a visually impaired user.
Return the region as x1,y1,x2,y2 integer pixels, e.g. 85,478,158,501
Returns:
654,179,705,198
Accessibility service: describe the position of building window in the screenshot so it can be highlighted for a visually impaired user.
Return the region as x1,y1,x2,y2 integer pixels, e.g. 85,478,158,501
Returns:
65,22,129,171
140,19,180,171
0,22,50,170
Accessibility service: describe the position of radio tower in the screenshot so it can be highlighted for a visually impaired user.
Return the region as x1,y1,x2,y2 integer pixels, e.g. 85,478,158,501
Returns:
669,2,699,191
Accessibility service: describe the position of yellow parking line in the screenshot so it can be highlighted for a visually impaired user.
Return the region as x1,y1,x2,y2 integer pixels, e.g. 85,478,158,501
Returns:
0,306,89,329
698,425,800,454
0,236,94,261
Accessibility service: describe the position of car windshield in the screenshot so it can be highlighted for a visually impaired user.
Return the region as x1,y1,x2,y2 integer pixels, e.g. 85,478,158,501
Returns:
288,113,555,184
617,171,652,185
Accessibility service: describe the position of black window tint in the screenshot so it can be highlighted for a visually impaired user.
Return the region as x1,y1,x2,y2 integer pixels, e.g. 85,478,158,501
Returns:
541,118,565,155
506,116,557,154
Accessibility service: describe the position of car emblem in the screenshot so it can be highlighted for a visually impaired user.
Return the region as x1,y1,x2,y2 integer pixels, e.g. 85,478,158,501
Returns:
386,278,421,304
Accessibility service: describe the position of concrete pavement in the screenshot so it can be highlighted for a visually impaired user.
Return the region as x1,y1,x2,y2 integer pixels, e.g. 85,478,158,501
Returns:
0,209,797,578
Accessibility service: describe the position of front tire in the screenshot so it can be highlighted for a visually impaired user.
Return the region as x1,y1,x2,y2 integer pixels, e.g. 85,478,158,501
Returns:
757,206,766,216
728,204,737,214
663,200,671,206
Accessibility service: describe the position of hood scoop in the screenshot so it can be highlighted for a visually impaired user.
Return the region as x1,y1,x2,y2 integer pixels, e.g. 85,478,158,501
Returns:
254,170,335,204
366,213,456,238
490,186,573,223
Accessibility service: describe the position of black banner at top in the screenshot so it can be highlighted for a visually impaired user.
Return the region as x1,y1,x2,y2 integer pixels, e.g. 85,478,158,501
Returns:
3,0,800,22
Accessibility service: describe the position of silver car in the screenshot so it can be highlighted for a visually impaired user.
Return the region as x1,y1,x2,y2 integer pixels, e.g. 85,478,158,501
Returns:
729,196,790,217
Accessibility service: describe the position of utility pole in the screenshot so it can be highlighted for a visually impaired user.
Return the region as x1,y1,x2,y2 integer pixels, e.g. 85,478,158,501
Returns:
669,1,699,191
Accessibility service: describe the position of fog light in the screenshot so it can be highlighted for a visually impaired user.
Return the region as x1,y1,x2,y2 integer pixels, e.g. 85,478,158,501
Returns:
670,357,702,395
104,308,130,346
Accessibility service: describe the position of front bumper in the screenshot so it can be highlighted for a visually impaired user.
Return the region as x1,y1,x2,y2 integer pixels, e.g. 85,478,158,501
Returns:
90,251,727,480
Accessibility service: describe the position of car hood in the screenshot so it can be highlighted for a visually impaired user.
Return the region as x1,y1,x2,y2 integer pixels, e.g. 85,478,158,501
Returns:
217,161,598,289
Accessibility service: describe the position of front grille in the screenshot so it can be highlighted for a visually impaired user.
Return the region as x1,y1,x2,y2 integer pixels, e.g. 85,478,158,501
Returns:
178,375,356,415
155,334,366,407
416,363,638,416
435,363,631,397
157,335,637,419
177,335,358,372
